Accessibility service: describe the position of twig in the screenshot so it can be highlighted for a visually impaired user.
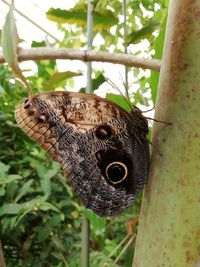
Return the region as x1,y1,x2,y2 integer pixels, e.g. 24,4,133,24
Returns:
114,234,136,264
109,234,130,258
0,48,161,71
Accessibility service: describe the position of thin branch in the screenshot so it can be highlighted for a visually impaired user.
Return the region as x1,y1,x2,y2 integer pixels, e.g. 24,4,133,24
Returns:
0,48,161,71
114,234,136,264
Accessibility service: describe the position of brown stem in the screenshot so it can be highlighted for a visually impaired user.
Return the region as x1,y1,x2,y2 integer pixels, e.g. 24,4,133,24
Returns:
0,48,161,71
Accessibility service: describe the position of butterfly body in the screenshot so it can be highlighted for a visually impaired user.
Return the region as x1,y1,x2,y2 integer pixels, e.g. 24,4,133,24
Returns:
15,92,149,216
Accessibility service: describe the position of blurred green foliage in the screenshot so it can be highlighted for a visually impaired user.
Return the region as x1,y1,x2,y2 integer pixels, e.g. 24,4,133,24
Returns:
0,0,168,266
0,64,141,267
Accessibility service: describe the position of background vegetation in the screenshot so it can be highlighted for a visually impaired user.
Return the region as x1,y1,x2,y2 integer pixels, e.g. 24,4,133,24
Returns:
0,0,168,266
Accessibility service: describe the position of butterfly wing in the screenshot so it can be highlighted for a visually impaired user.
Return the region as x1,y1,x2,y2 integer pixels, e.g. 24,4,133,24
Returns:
15,91,149,216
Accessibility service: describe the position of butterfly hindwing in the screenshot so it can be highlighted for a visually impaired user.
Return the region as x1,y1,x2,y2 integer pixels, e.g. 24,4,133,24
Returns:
15,91,149,216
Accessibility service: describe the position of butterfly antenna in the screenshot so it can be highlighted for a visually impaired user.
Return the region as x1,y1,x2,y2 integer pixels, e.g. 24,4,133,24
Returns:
145,117,172,125
118,71,140,110
106,77,133,110
118,72,130,103
142,105,155,113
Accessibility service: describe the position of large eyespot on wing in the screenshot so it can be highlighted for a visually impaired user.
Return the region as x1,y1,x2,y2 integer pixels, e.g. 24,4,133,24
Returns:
96,149,136,193
105,161,128,185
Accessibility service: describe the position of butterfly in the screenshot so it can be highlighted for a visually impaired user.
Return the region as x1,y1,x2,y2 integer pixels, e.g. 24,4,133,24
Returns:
15,91,149,216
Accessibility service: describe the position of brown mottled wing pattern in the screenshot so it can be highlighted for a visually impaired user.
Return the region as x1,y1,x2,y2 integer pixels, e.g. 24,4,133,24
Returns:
15,91,149,216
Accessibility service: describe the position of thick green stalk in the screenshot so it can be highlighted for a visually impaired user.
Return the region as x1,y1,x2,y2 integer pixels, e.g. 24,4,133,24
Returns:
81,216,90,267
133,0,200,266
81,1,93,267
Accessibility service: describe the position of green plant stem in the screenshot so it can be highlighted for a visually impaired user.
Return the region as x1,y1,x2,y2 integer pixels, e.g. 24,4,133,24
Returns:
81,216,90,267
133,0,200,266
122,0,129,99
86,0,94,94
80,1,94,267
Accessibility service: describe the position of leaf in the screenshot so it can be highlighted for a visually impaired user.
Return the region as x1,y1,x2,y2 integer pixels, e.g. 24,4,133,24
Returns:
84,209,106,236
150,11,167,103
1,5,18,71
79,73,106,92
39,202,60,213
44,71,82,90
0,187,6,196
46,5,118,30
106,93,132,112
0,174,22,185
0,162,10,177
126,21,159,45
14,179,34,202
0,203,22,216
141,0,155,11
1,4,32,93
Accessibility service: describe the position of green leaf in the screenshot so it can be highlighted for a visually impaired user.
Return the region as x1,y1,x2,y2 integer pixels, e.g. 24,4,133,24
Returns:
106,93,132,112
141,0,155,11
0,187,6,196
44,71,82,90
126,21,159,45
0,174,22,185
46,5,118,30
37,165,60,196
39,202,60,213
79,73,106,92
0,162,10,177
14,179,34,202
0,203,22,216
1,4,32,92
1,5,19,71
150,11,167,103
84,209,106,236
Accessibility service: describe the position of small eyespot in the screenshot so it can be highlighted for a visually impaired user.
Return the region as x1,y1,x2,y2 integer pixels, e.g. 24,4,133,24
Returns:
24,100,32,109
95,125,112,140
37,114,47,123
105,161,128,185
95,151,102,161
28,108,36,115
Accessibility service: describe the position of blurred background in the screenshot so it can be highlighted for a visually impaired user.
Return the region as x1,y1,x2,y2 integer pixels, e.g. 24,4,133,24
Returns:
0,0,167,266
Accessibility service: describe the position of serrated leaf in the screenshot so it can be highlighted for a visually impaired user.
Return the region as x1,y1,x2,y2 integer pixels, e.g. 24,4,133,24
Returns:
44,71,82,90
46,5,118,30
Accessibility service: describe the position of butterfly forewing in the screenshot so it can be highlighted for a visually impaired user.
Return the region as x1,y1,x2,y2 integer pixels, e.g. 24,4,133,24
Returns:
15,91,149,216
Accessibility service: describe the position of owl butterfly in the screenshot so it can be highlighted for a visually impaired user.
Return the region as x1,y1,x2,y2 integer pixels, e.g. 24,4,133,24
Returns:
15,92,149,217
